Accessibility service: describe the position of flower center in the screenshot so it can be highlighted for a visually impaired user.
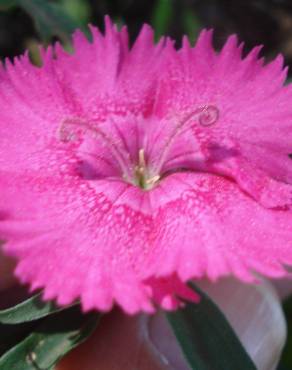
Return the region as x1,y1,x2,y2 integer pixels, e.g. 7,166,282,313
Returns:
134,149,160,190
58,105,219,191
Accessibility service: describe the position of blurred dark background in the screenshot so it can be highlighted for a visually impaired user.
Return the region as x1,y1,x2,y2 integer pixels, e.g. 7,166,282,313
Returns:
1,0,292,369
2,0,292,73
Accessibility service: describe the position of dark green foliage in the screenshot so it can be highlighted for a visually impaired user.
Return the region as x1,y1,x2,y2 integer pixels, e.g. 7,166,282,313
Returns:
167,285,257,370
0,299,100,370
0,293,71,324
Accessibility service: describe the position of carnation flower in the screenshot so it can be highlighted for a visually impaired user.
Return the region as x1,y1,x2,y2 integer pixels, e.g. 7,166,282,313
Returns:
1,17,292,314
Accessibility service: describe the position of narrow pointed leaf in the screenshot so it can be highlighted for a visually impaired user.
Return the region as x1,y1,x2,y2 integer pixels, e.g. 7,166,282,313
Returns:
0,306,100,370
278,295,292,369
151,0,173,40
166,284,257,370
0,293,71,324
182,8,201,45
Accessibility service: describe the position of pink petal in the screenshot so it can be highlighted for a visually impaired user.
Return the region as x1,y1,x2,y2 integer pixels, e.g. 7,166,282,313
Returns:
0,171,199,313
2,170,292,312
0,19,166,175
1,22,292,314
146,173,292,283
154,31,292,187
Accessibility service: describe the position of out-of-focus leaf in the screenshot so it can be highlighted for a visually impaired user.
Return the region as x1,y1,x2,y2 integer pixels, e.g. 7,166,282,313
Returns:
151,0,173,40
17,0,79,43
0,292,72,324
166,284,257,370
60,0,91,26
277,295,292,369
0,0,17,10
0,306,100,370
182,8,201,45
112,16,124,31
25,38,42,66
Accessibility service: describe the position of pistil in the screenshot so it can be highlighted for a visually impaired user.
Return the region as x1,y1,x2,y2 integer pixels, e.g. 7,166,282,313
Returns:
135,149,160,190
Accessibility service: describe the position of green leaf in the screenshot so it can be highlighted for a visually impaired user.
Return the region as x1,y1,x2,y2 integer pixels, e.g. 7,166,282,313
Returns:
17,0,79,43
0,306,100,370
0,293,72,324
182,8,201,45
166,284,257,370
60,0,91,26
277,295,292,369
151,0,174,41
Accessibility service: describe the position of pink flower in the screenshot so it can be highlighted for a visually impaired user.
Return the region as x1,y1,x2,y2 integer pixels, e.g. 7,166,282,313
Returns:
1,17,292,314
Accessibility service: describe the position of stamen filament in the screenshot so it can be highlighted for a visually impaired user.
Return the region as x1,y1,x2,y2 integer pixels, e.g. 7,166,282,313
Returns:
59,117,133,181
153,105,219,174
